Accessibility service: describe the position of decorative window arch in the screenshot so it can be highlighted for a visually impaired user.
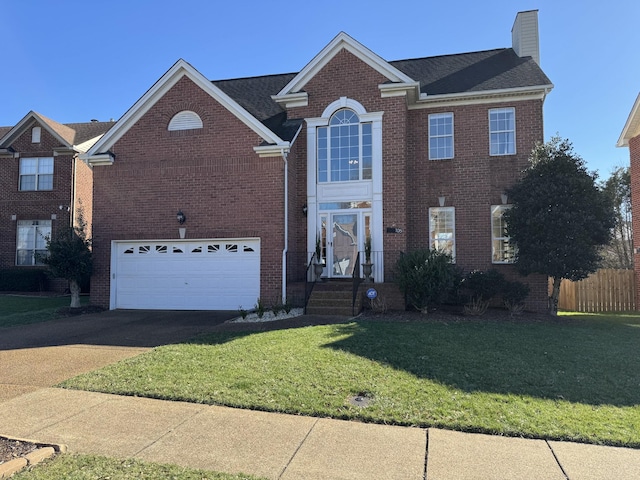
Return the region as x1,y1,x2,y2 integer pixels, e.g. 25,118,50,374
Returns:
168,110,203,131
317,107,372,182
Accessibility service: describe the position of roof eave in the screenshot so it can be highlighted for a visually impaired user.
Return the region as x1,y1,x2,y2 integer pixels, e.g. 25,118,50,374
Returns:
87,59,285,157
617,92,640,148
408,84,554,109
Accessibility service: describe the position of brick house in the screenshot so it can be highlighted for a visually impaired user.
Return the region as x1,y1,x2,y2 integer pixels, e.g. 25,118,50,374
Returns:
75,10,553,312
618,92,640,308
0,112,113,289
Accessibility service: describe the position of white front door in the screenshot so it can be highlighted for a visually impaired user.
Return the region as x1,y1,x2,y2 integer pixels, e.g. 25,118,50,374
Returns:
318,211,371,279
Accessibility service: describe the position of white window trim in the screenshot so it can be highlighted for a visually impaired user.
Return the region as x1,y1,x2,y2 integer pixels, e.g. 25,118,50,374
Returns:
18,157,54,191
491,204,515,264
429,206,456,261
489,107,516,156
16,220,51,266
31,126,41,143
428,112,454,160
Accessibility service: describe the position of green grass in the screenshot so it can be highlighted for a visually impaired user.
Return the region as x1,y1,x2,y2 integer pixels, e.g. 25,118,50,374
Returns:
0,295,88,327
13,453,266,480
60,312,640,447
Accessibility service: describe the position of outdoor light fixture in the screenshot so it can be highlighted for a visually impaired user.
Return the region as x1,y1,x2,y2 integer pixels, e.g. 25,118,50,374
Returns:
177,210,186,224
438,196,446,207
501,193,508,205
302,204,308,217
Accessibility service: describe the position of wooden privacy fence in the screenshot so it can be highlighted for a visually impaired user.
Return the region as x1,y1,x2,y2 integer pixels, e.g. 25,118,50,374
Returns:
553,269,636,312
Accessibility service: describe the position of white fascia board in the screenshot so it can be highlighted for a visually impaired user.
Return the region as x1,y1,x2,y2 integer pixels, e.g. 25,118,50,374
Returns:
408,84,554,109
272,91,308,109
253,143,291,158
80,152,114,166
617,92,640,147
274,32,416,97
87,59,284,157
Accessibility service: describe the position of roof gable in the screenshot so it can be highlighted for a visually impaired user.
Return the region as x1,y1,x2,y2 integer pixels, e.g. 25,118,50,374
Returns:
0,111,76,149
85,59,288,162
618,92,640,147
274,32,416,98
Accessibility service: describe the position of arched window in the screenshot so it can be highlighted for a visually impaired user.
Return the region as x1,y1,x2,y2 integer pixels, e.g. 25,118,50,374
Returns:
168,110,203,131
317,108,372,182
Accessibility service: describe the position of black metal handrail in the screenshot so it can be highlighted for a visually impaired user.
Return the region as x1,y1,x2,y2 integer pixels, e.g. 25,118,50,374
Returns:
304,252,317,314
351,252,363,316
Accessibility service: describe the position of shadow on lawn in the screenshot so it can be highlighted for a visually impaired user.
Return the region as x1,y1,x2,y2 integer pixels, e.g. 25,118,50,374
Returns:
325,315,640,407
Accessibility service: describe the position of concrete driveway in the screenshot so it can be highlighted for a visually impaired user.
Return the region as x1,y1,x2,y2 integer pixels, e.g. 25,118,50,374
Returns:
0,309,237,401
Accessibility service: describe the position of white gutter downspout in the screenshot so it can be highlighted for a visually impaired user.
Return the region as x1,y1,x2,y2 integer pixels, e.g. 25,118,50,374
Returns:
281,148,289,304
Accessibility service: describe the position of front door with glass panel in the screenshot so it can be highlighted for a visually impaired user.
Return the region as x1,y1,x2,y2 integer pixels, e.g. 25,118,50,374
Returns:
319,210,371,279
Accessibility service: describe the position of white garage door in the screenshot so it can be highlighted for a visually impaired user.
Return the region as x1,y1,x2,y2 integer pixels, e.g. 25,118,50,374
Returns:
112,238,260,310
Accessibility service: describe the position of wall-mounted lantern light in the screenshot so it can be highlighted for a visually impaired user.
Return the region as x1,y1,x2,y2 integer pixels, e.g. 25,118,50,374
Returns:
501,193,508,205
302,204,308,217
177,210,186,224
438,196,446,207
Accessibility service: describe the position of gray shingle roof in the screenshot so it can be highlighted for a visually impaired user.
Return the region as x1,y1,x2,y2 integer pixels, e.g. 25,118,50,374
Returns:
390,48,552,95
212,48,551,142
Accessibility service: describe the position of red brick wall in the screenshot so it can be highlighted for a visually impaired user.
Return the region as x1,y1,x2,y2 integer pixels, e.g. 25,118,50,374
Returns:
630,135,640,309
407,100,547,311
0,124,73,280
91,76,286,308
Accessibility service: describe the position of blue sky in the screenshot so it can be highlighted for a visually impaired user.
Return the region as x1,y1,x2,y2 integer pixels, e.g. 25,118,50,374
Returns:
2,0,638,178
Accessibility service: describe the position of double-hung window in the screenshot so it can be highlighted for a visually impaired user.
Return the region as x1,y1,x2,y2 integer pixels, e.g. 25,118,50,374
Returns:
429,113,454,160
16,220,51,266
19,157,54,191
317,109,372,182
429,207,455,260
489,108,515,156
491,205,515,263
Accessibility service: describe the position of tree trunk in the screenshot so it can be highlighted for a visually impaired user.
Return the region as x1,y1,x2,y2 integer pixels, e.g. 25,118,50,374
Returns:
549,277,561,316
69,280,81,308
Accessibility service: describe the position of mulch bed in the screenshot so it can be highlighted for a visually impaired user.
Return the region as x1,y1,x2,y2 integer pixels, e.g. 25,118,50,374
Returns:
0,436,37,464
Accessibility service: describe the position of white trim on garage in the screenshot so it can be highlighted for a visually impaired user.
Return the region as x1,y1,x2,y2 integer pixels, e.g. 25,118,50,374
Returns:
110,238,260,310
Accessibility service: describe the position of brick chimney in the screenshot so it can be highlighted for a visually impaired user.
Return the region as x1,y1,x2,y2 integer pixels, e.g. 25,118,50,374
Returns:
512,10,540,66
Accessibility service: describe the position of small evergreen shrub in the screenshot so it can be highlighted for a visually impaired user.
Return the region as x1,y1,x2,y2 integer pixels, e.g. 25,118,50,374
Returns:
396,249,457,313
502,280,530,315
462,269,505,316
0,268,49,292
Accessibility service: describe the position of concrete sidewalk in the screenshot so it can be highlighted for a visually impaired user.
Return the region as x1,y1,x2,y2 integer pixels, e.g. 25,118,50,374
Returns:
1,387,639,480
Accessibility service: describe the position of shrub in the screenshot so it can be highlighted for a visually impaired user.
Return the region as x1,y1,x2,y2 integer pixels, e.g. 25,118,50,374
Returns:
502,280,530,315
462,269,505,316
396,249,456,313
0,268,49,292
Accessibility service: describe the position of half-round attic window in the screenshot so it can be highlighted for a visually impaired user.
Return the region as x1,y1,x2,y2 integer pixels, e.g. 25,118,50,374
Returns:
168,110,203,131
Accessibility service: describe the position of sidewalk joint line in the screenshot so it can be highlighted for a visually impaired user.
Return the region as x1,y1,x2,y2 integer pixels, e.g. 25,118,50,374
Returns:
28,388,113,436
132,406,207,458
546,440,570,480
277,417,319,479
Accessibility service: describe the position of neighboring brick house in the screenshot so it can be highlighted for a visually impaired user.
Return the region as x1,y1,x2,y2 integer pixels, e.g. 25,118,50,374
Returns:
78,10,552,311
618,92,640,309
0,112,113,289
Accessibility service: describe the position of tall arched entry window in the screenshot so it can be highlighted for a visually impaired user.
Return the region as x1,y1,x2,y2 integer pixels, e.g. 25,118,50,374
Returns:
317,109,372,183
306,98,384,281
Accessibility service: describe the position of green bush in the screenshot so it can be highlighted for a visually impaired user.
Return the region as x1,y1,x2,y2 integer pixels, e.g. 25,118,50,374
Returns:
0,268,49,292
461,269,505,316
462,269,506,302
502,280,530,313
396,249,456,313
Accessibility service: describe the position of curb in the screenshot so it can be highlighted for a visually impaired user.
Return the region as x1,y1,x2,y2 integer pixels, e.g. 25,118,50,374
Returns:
0,435,67,479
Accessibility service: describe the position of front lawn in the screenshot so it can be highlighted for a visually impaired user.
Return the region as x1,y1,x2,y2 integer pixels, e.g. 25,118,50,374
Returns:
60,312,640,447
13,453,266,480
0,295,89,327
